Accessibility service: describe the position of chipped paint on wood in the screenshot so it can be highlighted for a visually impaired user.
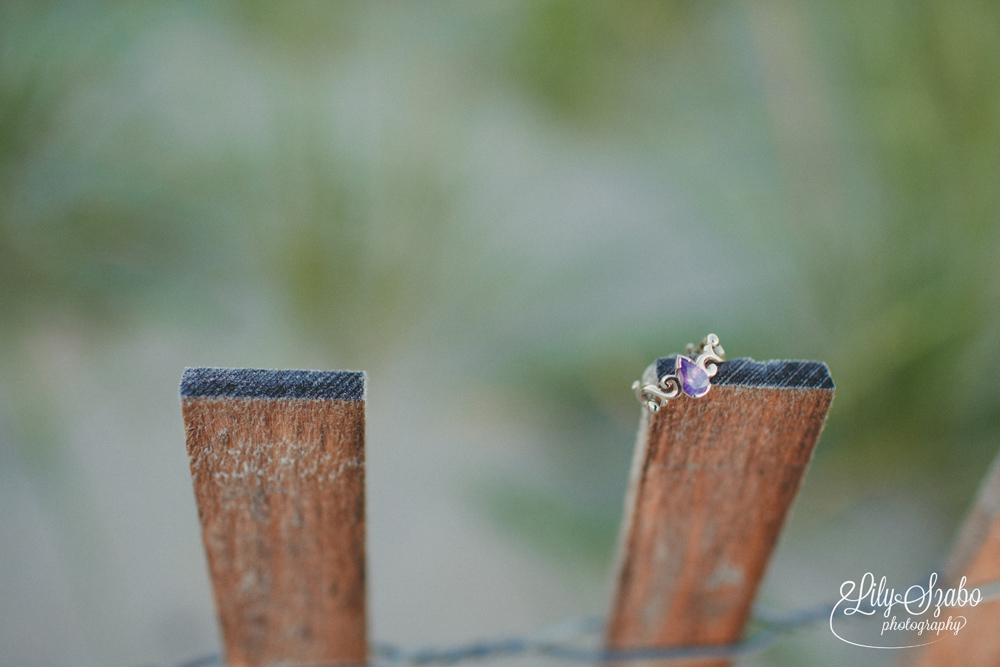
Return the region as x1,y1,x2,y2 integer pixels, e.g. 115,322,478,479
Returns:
182,396,367,667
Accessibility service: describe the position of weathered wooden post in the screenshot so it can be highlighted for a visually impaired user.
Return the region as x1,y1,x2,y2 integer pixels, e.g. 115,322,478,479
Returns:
909,454,1000,667
606,356,834,667
180,368,368,667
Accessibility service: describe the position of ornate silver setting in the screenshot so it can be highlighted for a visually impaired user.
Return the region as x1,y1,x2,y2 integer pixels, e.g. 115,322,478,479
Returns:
632,333,726,414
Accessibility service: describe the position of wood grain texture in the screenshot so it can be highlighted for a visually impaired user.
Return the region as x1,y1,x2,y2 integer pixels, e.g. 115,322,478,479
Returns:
181,369,367,667
908,454,1000,667
606,358,834,667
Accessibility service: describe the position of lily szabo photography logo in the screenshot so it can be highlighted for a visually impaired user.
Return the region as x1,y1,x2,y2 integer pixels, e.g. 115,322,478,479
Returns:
830,572,982,649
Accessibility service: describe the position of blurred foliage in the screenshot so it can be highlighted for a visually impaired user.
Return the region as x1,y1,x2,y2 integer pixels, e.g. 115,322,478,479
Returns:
1,0,999,562
475,480,620,577
0,3,244,329
489,0,1000,504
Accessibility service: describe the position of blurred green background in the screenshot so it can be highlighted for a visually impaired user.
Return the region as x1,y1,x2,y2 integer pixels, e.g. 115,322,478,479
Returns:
2,1,999,666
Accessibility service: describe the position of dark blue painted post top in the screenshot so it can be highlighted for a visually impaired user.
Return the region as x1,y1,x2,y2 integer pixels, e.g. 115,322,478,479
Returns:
654,357,833,390
180,368,366,401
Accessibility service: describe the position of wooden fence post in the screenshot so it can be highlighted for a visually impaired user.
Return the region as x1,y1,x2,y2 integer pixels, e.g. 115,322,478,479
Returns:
606,357,834,667
180,368,368,667
908,453,1000,667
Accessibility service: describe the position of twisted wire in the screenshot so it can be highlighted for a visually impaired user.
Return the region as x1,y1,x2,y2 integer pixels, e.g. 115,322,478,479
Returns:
148,578,1000,667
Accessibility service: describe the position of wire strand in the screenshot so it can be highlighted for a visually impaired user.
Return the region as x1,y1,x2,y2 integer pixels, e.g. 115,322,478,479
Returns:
149,577,1000,667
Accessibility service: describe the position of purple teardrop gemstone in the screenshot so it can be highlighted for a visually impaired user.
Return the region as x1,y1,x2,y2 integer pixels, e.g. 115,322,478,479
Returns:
677,356,711,397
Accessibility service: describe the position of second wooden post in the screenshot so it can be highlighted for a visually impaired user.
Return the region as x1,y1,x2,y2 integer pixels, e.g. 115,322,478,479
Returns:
606,356,834,667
